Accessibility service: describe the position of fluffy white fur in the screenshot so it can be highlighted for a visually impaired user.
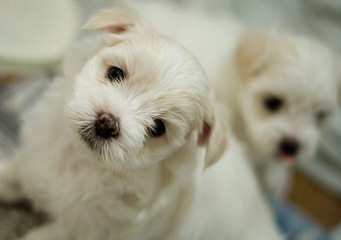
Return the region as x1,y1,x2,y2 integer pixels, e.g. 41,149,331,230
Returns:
0,7,282,240
129,0,341,195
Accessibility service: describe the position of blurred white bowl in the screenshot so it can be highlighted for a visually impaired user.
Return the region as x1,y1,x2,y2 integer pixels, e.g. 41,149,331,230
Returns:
0,0,80,72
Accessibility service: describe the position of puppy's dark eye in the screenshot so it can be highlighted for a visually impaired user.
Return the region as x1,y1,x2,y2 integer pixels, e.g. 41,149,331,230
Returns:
107,66,124,82
149,119,166,137
316,111,328,123
264,95,283,112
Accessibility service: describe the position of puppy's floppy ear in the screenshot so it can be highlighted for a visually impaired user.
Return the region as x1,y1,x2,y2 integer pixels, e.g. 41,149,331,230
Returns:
234,30,272,79
199,103,228,168
83,8,143,34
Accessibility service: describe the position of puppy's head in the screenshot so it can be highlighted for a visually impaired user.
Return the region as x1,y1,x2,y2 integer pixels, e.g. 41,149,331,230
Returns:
234,30,340,164
65,8,227,169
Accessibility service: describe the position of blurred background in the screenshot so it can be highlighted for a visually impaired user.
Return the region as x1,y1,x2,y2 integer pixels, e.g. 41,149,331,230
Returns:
0,0,340,239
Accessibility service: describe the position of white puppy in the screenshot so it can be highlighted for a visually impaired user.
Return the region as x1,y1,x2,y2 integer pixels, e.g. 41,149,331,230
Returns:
0,7,281,240
129,1,341,195
216,31,341,194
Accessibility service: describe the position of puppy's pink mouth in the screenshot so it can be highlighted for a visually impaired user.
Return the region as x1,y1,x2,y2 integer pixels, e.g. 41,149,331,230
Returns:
278,154,295,166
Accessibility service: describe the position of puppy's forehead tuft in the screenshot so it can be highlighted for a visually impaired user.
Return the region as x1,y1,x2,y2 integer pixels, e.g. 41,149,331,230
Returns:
103,35,209,91
249,34,338,107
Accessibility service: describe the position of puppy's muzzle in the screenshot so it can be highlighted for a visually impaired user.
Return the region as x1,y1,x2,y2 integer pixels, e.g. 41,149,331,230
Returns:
95,113,120,139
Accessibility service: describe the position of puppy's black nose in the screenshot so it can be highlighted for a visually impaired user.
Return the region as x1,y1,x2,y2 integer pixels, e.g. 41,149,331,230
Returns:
279,138,300,156
95,113,120,139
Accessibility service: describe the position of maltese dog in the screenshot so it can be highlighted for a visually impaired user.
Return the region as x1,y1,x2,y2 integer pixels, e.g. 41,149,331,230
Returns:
0,7,282,240
129,0,341,195
215,30,340,195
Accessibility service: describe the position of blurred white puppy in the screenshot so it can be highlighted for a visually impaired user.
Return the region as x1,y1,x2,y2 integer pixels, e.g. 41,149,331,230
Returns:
0,7,282,240
129,0,341,195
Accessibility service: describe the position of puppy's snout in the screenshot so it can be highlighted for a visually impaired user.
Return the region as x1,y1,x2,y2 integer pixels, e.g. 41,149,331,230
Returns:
95,113,120,139
279,138,300,157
